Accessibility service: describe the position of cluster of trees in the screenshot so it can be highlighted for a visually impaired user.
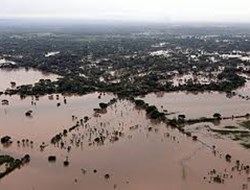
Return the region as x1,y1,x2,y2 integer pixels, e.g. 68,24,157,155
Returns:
133,99,166,121
0,154,30,179
1,30,250,97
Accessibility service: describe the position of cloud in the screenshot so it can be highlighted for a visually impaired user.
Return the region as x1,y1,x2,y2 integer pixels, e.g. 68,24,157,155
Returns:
1,0,250,22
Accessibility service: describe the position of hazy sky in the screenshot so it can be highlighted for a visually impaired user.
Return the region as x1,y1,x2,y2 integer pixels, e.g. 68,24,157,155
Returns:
1,0,250,22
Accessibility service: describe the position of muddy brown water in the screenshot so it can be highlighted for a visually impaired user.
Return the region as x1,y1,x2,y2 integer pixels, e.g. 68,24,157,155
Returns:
1,70,250,190
143,91,250,119
0,68,59,91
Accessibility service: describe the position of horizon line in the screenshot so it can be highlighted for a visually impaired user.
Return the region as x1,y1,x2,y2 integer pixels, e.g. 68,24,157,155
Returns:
1,16,250,25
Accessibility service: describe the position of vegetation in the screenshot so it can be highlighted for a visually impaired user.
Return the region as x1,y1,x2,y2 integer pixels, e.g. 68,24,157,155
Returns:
213,113,222,120
240,120,250,129
2,25,250,188
1,27,250,97
131,99,166,121
0,154,30,179
99,102,108,109
240,143,250,149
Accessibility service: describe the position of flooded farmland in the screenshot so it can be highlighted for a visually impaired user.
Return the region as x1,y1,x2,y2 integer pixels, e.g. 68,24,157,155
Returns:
1,70,250,190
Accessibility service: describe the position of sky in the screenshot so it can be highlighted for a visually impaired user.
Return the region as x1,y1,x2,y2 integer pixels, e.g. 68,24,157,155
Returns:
1,0,250,23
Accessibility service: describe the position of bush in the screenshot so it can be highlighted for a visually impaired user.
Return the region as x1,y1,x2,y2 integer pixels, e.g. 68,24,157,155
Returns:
134,99,145,107
146,105,157,114
99,102,108,109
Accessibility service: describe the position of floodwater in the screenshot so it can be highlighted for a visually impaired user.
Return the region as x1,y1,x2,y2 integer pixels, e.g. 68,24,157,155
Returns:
236,74,250,97
0,93,114,142
0,68,60,91
1,69,250,190
143,91,250,119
